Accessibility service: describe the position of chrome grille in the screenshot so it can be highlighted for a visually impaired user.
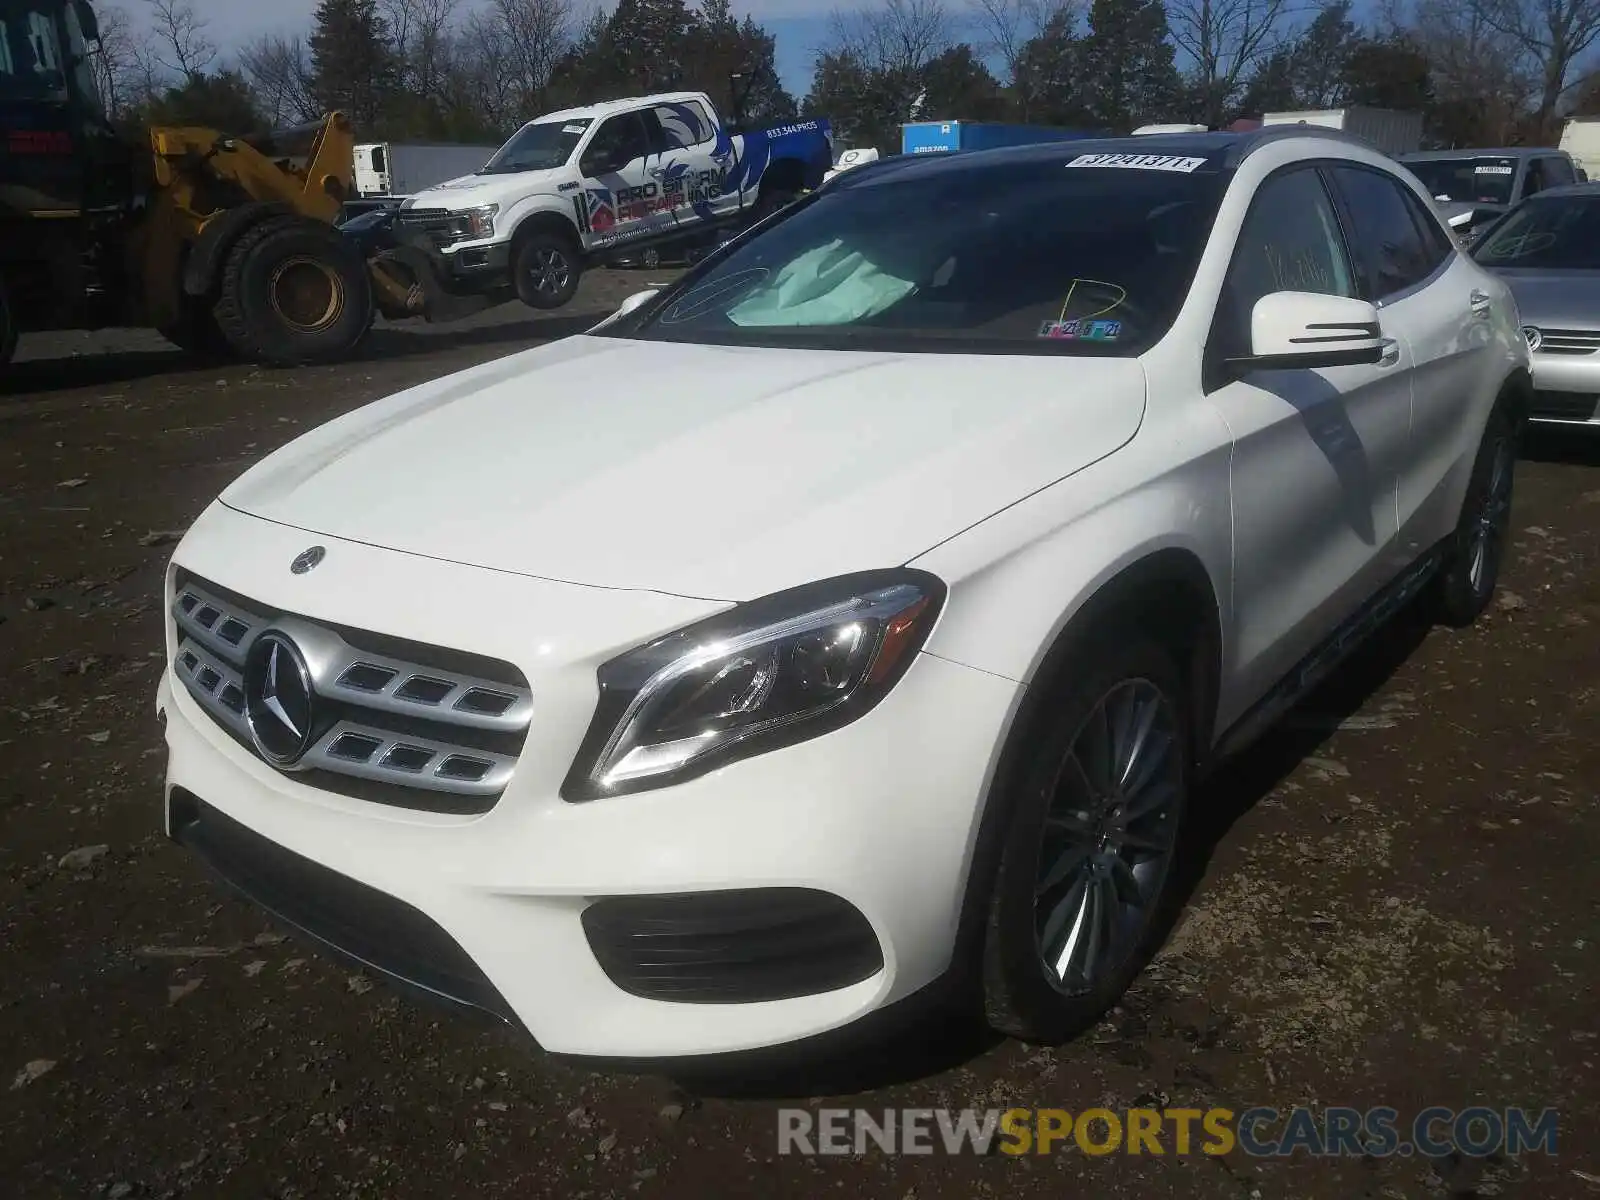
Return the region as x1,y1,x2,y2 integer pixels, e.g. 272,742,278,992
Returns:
397,206,470,250
170,572,531,814
1532,328,1600,356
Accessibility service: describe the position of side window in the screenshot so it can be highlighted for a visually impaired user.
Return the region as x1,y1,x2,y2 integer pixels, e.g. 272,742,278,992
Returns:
653,102,713,151
1543,155,1576,186
580,113,650,175
1522,158,1545,198
1327,165,1435,301
1213,167,1356,360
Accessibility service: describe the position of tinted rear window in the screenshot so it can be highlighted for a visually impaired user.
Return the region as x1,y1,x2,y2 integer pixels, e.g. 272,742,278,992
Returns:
1405,157,1518,206
612,154,1229,355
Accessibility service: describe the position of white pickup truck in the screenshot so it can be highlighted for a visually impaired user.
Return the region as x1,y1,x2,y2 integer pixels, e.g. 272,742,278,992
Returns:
389,90,835,311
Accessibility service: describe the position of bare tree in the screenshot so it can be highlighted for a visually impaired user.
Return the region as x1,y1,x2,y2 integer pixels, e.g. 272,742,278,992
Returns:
237,34,321,125
826,0,954,74
490,0,574,108
974,0,1071,81
86,2,141,116
144,0,214,83
1168,0,1297,121
384,0,461,98
1470,0,1600,125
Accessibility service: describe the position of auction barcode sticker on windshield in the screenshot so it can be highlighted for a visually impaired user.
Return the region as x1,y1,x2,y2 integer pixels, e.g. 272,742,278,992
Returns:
1066,153,1207,173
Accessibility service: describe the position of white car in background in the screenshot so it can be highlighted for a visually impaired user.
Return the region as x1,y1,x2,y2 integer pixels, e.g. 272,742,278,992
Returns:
158,129,1528,1059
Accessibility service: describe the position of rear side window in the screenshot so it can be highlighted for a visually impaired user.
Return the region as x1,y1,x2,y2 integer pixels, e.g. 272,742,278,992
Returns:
1212,166,1356,361
653,102,714,150
1398,186,1455,272
1327,165,1440,301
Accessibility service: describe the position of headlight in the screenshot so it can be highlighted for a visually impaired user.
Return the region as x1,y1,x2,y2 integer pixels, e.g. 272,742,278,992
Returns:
562,570,945,800
463,203,497,239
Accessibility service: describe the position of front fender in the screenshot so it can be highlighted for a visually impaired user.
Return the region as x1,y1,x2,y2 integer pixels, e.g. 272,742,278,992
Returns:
912,399,1234,708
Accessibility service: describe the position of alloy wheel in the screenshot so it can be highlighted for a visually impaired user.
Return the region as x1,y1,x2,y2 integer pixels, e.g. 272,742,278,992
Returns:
527,247,572,298
1032,679,1182,994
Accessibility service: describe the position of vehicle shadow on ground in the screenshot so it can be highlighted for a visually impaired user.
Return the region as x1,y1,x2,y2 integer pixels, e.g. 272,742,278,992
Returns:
0,312,607,399
603,604,1435,1101
1520,426,1600,467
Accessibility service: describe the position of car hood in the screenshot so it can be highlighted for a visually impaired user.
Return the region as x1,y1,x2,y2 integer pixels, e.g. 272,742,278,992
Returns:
1488,268,1600,327
407,169,565,210
220,336,1147,600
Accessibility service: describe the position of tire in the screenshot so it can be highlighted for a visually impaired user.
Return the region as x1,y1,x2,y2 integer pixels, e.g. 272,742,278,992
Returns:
513,229,581,310
158,295,235,363
0,276,16,368
213,217,374,367
981,633,1192,1043
1431,401,1519,628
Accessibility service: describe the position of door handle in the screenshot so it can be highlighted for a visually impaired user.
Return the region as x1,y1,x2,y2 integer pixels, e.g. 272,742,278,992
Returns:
1378,337,1400,367
1470,289,1492,317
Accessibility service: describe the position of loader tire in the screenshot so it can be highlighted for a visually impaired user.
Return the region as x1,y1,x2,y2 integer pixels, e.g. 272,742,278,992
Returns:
159,295,234,362
214,217,373,366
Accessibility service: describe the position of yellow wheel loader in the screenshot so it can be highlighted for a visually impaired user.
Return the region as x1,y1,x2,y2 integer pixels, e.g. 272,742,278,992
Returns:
0,0,421,369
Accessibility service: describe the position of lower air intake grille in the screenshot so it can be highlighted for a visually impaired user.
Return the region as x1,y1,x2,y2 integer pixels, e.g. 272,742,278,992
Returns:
580,888,884,1003
169,789,520,1028
1531,390,1600,422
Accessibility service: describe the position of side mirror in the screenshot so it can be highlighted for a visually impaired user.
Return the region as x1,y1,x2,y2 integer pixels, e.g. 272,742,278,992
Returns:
1228,291,1385,373
587,289,659,333
616,289,658,317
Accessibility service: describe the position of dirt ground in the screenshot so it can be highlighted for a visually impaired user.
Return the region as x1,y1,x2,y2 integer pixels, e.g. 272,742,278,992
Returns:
1,271,1597,1199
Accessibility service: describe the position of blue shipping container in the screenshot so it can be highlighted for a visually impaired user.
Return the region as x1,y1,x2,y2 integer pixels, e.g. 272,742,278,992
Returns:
900,120,1101,155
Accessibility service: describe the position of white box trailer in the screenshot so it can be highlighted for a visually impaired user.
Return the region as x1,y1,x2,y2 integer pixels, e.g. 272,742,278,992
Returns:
1559,117,1600,179
1261,107,1424,156
352,142,499,198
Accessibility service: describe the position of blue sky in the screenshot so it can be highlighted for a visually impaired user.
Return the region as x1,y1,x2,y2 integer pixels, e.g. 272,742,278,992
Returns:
154,1,833,99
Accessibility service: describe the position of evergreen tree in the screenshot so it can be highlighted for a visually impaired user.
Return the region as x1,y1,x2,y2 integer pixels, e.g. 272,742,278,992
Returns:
1075,0,1182,131
1014,10,1086,127
309,0,397,131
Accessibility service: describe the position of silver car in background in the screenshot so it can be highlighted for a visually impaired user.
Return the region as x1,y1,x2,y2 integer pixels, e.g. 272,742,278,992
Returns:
1402,148,1581,243
1472,181,1600,428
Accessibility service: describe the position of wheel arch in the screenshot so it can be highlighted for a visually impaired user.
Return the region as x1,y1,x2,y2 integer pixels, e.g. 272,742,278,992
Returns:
941,546,1225,993
507,207,583,257
182,201,297,298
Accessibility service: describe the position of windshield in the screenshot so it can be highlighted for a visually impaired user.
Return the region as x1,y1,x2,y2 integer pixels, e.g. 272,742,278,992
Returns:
1473,194,1600,270
612,154,1227,354
478,118,592,175
1406,157,1518,207
0,4,68,100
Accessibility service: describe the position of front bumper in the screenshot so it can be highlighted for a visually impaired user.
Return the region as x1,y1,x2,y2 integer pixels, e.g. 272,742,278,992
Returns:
439,239,512,278
1526,351,1600,425
156,503,1020,1058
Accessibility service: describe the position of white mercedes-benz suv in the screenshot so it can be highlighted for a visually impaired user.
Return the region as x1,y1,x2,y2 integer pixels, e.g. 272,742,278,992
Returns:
157,129,1529,1059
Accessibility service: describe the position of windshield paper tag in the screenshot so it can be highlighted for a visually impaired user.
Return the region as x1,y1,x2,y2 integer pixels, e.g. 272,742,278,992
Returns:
1474,164,1514,174
1066,153,1206,173
562,124,586,134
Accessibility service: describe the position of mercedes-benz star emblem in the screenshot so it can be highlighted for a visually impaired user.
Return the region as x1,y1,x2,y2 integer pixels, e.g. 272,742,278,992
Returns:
243,632,316,766
1522,326,1543,353
290,546,325,575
